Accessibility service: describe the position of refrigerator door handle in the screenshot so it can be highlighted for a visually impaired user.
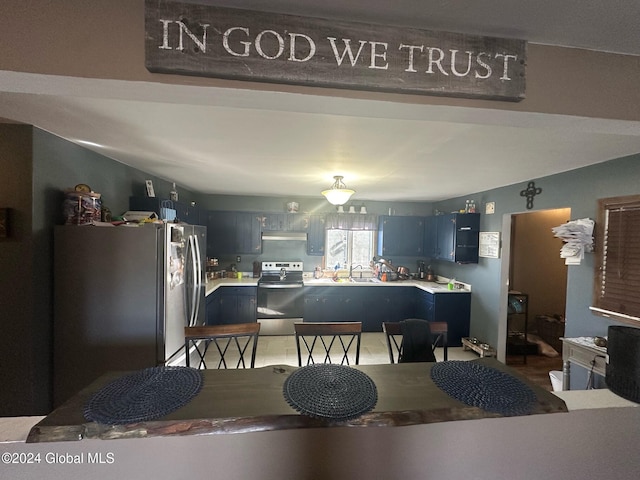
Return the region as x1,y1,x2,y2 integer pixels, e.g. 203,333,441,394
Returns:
191,234,203,325
185,235,199,327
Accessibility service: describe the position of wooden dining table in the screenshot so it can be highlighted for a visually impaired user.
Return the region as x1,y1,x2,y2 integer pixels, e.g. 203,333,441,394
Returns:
27,358,567,443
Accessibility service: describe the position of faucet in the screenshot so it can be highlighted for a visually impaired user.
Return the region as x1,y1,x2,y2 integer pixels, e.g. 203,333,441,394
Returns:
349,264,363,279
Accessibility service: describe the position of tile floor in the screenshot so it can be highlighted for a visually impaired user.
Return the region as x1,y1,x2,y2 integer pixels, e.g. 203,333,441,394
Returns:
206,332,478,368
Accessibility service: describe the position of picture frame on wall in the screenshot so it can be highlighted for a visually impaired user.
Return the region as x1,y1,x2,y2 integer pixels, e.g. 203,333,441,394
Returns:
145,180,155,197
0,208,10,238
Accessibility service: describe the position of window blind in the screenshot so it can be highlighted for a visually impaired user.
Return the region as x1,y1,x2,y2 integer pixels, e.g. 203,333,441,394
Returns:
594,195,640,320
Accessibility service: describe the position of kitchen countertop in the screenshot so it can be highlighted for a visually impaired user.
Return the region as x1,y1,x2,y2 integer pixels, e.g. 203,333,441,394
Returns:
26,359,564,443
205,277,470,296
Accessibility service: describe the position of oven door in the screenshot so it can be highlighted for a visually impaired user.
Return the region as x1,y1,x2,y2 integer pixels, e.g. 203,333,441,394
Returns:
257,284,304,335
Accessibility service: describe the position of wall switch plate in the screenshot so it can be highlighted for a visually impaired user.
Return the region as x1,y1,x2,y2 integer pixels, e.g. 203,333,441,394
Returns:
485,202,496,214
236,256,241,263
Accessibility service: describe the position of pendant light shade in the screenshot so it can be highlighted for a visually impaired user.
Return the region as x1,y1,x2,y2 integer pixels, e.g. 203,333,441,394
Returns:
322,176,355,205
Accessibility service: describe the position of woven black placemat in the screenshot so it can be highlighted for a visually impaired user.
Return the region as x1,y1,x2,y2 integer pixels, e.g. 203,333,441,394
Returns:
84,366,203,425
430,361,537,416
283,364,377,421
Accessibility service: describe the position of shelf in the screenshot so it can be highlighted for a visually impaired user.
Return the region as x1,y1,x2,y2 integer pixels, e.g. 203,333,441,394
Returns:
507,293,530,364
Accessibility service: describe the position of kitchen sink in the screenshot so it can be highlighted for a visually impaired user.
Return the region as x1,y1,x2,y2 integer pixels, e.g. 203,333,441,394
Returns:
328,277,379,283
350,277,379,283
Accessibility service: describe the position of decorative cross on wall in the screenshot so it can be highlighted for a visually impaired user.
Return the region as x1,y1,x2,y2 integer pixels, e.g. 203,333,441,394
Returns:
520,181,542,210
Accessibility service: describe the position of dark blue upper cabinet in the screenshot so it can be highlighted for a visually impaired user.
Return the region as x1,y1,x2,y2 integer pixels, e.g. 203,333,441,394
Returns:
307,215,325,256
206,211,261,255
425,213,480,263
377,216,425,257
206,211,237,255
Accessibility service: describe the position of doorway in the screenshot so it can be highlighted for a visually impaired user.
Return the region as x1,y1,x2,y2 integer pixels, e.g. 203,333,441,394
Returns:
498,208,570,388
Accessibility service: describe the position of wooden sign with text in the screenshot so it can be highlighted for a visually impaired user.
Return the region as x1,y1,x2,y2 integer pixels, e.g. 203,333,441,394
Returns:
145,0,526,101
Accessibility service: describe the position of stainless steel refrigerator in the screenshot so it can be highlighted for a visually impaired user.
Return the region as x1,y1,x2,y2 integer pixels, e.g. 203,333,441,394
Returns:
53,223,206,407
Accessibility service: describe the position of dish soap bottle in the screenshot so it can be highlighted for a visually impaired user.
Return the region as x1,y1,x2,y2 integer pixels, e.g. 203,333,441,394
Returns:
169,182,178,202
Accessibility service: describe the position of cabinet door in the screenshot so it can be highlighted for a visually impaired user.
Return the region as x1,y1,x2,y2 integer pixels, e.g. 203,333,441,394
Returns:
235,213,262,254
414,291,470,346
303,295,324,322
378,216,424,256
207,211,236,255
236,295,257,324
452,213,480,263
206,290,222,325
433,293,471,346
423,215,437,258
215,287,257,324
416,290,435,321
436,214,456,261
261,213,286,231
287,213,309,231
307,215,325,256
219,294,238,325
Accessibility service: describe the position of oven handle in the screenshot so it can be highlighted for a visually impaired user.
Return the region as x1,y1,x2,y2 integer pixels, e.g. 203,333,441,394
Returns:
258,284,304,289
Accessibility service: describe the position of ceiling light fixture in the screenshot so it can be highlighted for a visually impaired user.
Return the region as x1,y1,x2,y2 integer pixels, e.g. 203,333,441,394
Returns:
322,176,355,206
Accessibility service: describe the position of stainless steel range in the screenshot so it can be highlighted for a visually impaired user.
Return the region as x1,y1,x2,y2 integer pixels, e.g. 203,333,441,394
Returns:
257,261,305,335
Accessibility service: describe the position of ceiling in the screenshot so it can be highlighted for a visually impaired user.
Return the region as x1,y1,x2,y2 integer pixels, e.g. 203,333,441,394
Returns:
1,0,640,202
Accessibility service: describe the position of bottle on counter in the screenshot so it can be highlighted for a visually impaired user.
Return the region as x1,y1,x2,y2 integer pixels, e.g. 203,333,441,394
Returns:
417,260,426,279
169,182,178,202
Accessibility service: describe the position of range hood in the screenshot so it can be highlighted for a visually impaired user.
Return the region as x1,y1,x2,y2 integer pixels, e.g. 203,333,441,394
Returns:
261,231,307,241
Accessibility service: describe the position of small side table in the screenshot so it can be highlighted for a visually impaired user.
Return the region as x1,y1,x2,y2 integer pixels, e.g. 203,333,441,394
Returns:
561,337,608,390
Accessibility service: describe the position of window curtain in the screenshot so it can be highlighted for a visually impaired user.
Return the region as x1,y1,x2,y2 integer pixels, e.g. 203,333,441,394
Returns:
325,213,378,230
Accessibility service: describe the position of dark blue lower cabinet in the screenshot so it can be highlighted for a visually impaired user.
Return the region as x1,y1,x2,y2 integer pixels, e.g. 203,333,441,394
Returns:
206,290,221,325
416,291,470,346
303,288,362,324
304,286,420,332
207,287,257,325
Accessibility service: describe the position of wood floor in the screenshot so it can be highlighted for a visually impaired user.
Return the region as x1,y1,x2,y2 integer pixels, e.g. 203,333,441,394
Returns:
506,354,563,391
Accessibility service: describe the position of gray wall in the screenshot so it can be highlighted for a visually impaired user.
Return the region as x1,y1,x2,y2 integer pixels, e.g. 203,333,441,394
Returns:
0,125,201,415
433,154,640,387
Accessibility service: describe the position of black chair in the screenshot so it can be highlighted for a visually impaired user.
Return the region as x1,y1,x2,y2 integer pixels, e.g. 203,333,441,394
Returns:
383,319,448,363
184,323,260,369
294,322,362,366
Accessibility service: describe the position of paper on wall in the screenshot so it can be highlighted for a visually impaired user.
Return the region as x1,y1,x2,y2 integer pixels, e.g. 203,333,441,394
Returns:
552,218,594,265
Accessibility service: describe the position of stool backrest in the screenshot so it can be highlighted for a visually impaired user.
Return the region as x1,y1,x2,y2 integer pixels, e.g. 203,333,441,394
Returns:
294,322,362,366
383,320,448,363
185,323,260,369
